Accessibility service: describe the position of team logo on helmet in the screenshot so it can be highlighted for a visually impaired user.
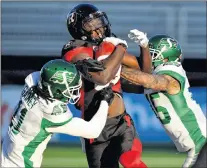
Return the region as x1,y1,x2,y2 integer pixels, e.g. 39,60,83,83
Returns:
159,38,178,49
49,71,75,85
67,12,77,25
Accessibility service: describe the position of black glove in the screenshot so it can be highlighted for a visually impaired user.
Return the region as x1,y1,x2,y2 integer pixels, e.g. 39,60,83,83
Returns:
95,86,114,105
83,86,114,121
75,59,105,82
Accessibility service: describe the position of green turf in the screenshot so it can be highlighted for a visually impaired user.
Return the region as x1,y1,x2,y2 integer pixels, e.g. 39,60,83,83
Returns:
42,146,186,168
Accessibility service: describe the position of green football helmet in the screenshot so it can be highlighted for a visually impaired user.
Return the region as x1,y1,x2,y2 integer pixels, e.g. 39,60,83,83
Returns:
149,35,182,68
38,59,82,104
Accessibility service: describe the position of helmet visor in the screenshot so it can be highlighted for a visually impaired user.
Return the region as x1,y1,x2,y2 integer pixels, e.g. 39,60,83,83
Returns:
82,11,109,32
62,78,82,104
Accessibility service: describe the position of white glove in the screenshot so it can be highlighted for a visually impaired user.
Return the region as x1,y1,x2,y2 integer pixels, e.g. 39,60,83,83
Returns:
103,37,128,48
128,29,149,48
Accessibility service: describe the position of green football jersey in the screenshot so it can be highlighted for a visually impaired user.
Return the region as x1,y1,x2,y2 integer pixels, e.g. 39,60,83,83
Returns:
2,72,73,168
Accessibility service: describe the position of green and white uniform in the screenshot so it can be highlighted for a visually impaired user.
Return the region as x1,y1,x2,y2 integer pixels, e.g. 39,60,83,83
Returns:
1,71,109,168
145,62,207,167
1,72,73,168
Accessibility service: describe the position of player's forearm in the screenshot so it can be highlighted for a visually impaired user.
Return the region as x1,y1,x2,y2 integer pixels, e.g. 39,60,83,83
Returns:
121,66,169,91
139,46,152,73
90,45,126,85
46,101,109,139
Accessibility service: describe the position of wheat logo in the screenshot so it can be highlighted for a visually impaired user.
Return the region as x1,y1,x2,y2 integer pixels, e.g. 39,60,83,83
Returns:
160,38,178,50
49,71,75,85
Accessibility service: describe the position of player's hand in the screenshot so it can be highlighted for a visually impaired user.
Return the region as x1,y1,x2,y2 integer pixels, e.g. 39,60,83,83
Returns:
128,29,149,48
103,37,128,49
95,86,114,105
75,58,105,73
75,59,105,82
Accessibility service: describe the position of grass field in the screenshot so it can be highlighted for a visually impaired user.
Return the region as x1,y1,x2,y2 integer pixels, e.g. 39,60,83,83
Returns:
42,146,186,168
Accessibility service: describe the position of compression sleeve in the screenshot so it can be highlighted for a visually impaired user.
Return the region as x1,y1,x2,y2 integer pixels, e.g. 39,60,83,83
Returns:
46,100,109,139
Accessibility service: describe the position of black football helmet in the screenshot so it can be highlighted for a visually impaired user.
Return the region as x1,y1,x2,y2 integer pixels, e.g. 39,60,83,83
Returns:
66,4,111,43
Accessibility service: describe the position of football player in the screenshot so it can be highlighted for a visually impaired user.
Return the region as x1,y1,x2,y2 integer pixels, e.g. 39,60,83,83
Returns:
1,59,114,168
62,3,151,168
121,34,207,168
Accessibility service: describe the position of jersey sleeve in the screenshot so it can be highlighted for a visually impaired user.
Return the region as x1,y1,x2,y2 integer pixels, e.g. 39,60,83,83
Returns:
61,40,93,63
155,62,187,90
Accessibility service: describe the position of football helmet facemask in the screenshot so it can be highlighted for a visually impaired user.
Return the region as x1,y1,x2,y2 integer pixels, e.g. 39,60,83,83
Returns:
149,35,182,68
67,4,111,44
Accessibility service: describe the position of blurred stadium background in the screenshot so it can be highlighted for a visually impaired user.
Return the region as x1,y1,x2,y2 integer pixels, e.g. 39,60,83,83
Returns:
1,1,206,167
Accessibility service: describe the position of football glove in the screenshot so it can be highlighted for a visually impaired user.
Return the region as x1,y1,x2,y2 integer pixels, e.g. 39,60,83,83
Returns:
95,86,114,105
103,37,128,49
75,58,105,81
128,29,149,48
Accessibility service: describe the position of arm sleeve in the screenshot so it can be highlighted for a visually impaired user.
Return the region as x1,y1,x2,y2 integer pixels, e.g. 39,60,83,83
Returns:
46,100,109,139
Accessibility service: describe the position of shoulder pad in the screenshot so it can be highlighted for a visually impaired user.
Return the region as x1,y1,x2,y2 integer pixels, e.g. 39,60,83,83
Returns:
154,62,183,74
154,62,187,89
61,40,94,57
25,71,40,88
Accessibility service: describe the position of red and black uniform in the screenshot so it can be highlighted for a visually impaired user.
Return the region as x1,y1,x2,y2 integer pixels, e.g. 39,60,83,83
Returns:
62,39,147,168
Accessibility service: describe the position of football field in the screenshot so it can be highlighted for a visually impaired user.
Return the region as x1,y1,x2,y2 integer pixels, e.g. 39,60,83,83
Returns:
42,146,186,168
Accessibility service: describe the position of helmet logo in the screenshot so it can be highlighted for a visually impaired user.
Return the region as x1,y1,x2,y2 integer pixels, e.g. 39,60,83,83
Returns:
68,12,76,25
50,71,75,85
160,38,178,49
81,36,87,40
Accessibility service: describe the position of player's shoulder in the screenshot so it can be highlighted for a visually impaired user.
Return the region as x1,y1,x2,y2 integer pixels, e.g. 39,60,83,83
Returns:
154,61,185,76
25,71,40,88
61,39,94,57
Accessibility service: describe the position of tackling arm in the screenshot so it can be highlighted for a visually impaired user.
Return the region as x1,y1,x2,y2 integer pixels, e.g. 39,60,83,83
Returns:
121,66,180,94
139,46,152,73
46,100,109,139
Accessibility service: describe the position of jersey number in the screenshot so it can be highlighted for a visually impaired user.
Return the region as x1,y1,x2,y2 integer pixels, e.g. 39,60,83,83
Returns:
147,93,171,125
9,101,28,135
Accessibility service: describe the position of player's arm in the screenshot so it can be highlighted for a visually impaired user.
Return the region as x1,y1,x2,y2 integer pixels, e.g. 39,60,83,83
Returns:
121,66,180,94
47,100,109,138
125,29,152,73
46,87,114,139
87,43,126,85
63,38,127,85
139,45,152,73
